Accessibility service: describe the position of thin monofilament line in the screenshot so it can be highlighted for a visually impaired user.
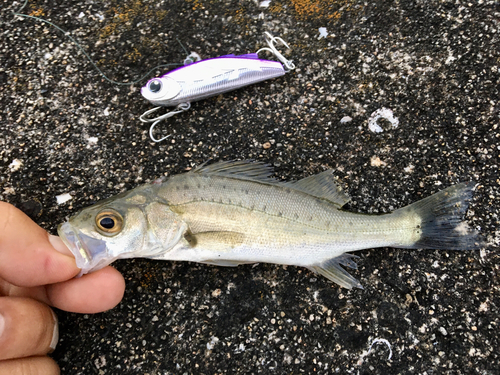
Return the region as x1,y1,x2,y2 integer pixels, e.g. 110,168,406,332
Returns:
12,0,184,86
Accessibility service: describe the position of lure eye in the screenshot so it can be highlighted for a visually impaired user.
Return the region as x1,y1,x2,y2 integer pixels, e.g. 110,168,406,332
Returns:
148,79,162,93
96,209,123,235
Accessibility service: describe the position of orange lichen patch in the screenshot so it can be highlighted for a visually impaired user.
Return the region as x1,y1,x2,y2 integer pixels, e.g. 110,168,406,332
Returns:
29,8,45,17
140,271,155,288
98,58,118,66
185,0,221,10
290,0,321,18
125,48,142,63
99,0,169,40
190,0,205,11
278,0,358,21
268,3,284,13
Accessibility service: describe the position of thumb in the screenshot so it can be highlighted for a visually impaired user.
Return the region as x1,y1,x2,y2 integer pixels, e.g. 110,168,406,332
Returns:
0,202,79,287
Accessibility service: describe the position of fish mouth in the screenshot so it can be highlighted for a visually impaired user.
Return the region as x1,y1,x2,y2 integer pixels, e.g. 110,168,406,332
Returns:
57,222,108,276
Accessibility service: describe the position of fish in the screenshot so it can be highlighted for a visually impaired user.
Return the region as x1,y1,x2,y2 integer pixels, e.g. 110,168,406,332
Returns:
58,160,484,289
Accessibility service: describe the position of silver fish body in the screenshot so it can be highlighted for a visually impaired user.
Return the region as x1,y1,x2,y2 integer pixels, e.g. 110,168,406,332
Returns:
58,161,483,289
140,55,285,107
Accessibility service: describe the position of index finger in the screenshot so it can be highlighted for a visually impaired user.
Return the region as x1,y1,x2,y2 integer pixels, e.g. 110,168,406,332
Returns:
0,202,79,287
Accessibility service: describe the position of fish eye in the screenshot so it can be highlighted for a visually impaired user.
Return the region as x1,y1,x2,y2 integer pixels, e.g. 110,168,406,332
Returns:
96,209,123,235
148,79,162,93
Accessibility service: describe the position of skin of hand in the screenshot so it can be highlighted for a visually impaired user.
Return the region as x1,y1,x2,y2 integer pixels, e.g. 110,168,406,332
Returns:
0,202,126,375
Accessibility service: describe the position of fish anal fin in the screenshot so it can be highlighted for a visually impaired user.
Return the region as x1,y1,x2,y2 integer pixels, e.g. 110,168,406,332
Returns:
285,170,350,208
309,253,363,289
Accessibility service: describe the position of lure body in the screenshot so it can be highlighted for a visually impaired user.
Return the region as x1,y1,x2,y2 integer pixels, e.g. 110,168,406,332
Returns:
140,53,285,106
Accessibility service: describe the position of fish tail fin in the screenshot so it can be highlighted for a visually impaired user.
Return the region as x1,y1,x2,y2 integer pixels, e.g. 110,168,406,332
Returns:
395,182,484,250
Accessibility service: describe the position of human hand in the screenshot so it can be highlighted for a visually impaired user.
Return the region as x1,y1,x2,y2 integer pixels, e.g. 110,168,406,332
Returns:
0,202,126,374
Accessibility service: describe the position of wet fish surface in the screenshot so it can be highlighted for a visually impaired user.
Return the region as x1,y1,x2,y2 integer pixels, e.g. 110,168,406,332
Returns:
58,161,483,288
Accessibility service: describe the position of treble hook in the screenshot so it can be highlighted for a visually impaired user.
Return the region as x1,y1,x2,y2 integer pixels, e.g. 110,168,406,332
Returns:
256,32,296,72
139,102,191,143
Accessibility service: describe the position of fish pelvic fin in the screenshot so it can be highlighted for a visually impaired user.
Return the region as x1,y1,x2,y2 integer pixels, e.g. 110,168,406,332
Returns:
394,182,484,250
309,253,363,289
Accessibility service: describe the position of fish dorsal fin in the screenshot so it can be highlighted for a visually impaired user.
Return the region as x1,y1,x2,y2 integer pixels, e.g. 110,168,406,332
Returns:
285,170,350,208
193,160,277,183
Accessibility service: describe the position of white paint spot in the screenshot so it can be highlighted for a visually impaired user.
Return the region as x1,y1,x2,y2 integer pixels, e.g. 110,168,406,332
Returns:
370,156,387,167
368,339,393,359
368,107,399,133
340,116,352,123
357,338,393,365
206,336,219,350
318,27,328,40
87,137,98,144
96,14,104,21
8,159,23,172
3,187,16,195
78,12,85,18
94,355,106,369
404,164,415,173
259,0,271,7
103,107,110,116
56,193,72,205
445,50,456,65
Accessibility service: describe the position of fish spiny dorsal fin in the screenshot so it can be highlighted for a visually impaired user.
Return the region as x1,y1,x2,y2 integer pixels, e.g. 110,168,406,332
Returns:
285,170,350,208
193,160,278,183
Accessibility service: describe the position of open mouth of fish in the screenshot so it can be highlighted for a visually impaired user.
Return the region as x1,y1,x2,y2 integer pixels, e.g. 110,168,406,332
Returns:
58,222,109,275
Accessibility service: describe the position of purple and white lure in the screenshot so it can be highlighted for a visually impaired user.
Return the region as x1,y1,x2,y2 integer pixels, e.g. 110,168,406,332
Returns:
140,32,296,142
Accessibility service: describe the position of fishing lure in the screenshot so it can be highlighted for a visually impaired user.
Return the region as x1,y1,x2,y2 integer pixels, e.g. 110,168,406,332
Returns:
140,32,296,142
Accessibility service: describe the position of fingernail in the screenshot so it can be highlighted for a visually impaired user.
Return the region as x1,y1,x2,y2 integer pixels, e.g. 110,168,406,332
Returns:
49,310,59,352
0,313,5,339
49,234,72,257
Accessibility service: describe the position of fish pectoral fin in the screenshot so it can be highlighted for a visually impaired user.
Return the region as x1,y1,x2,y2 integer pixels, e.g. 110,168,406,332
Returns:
285,170,350,208
308,253,363,290
184,231,245,250
186,231,248,267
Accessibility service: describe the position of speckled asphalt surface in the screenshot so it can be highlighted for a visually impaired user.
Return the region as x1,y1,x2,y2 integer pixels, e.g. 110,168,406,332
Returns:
1,0,499,374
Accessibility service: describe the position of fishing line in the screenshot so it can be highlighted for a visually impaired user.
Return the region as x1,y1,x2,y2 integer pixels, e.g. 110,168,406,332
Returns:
12,0,184,86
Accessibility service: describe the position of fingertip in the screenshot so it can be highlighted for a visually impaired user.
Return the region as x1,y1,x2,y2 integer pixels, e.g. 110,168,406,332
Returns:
46,266,125,314
48,235,73,257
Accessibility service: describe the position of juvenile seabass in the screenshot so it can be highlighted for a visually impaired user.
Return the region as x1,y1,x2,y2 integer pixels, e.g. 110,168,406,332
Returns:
58,161,483,289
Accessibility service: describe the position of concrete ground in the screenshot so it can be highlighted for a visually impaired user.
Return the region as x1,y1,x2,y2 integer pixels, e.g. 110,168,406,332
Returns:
1,0,499,374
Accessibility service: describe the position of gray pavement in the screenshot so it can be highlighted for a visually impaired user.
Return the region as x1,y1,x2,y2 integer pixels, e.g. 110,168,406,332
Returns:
1,0,499,374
